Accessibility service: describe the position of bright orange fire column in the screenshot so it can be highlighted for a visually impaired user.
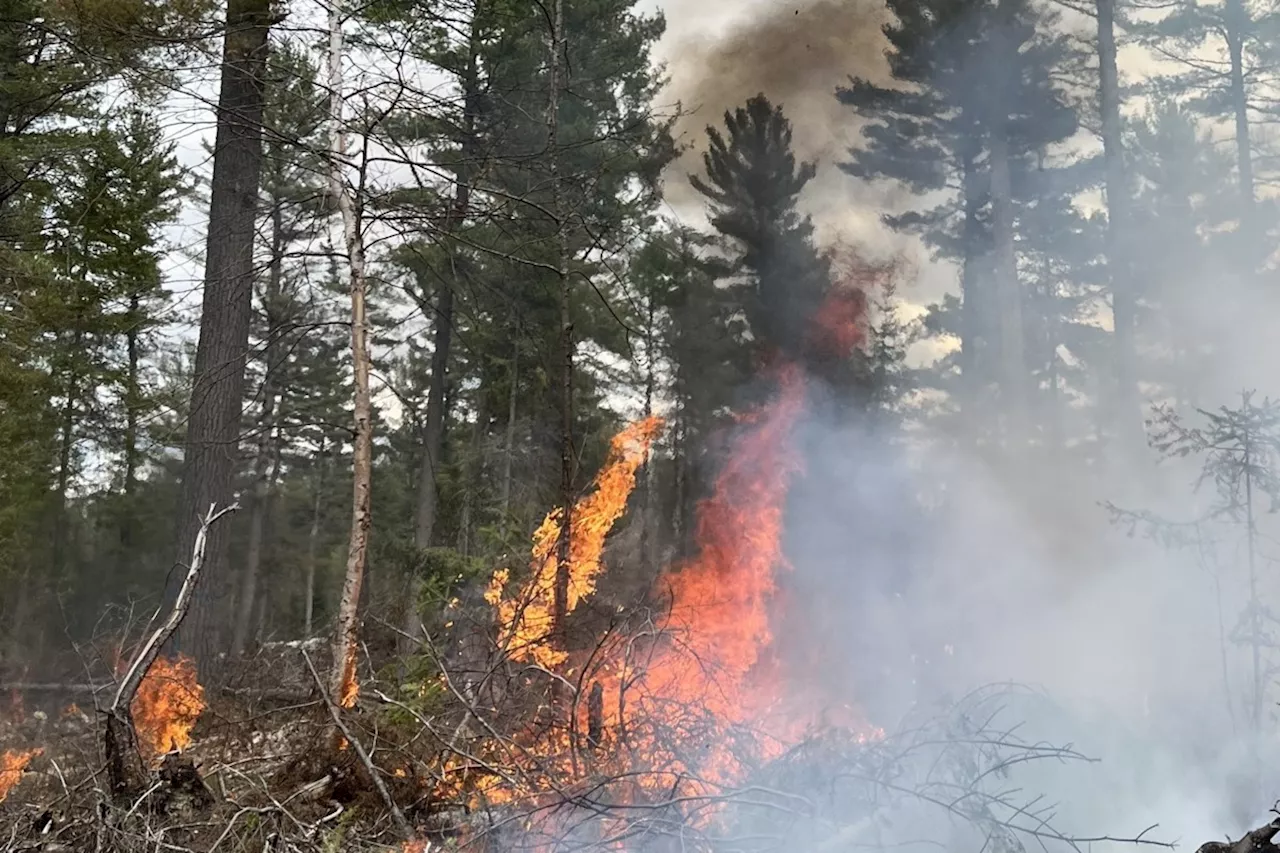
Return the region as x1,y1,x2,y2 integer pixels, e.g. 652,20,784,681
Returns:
132,655,205,763
487,415,665,668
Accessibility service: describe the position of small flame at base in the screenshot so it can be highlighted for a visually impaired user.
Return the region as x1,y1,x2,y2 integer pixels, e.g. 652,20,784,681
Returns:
0,748,41,802
132,655,204,763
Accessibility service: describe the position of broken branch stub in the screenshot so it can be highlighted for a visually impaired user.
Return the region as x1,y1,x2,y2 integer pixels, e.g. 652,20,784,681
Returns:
103,501,239,799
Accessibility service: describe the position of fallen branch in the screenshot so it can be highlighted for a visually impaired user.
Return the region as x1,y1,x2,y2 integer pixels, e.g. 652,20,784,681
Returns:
301,648,413,840
103,501,239,798
1198,816,1280,853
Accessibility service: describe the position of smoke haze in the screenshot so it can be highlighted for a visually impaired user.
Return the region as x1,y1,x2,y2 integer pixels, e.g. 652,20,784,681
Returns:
647,3,1280,838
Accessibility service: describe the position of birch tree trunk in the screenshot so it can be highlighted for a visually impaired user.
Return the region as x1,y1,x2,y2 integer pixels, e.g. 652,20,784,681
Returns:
327,0,373,710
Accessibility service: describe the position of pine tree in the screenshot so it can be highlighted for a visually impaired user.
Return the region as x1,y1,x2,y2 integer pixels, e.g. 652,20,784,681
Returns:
1128,0,1279,274
170,0,278,677
689,94,827,366
839,0,1079,440
231,42,328,657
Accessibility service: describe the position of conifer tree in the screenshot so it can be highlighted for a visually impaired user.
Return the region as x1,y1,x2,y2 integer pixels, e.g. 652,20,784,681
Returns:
689,94,827,366
839,0,1079,440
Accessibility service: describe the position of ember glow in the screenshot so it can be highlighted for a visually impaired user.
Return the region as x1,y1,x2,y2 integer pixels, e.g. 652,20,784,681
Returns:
0,748,41,802
132,655,205,762
339,644,359,709
486,415,666,668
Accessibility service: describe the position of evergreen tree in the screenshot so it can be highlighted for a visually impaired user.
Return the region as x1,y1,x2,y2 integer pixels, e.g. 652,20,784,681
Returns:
839,0,1080,441
689,94,828,367
1129,0,1279,273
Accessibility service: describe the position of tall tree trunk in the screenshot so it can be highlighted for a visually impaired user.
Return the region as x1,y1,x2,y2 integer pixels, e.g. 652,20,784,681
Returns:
54,348,80,573
457,401,487,558
989,129,1024,440
402,277,453,654
958,146,983,393
231,202,287,658
304,438,325,638
170,0,274,677
401,9,482,655
121,293,141,549
327,0,373,711
988,1,1025,443
1097,0,1141,441
1226,0,1256,225
500,338,519,519
548,0,574,643
640,292,657,573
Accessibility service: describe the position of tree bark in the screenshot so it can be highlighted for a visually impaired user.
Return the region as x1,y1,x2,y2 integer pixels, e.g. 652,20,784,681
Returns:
548,0,574,642
231,201,287,658
457,401,487,557
327,0,373,712
958,145,984,407
121,292,142,548
170,0,274,678
401,8,483,655
402,276,453,655
1225,0,1256,223
1097,0,1142,442
500,338,519,519
304,438,325,638
988,0,1025,443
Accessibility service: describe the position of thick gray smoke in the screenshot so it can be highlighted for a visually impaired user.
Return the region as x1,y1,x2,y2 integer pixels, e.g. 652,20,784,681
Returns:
656,0,906,251
640,0,1280,849
777,400,1280,849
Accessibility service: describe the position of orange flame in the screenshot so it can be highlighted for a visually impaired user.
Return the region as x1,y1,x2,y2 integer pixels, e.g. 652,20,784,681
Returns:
339,644,359,709
132,655,204,762
594,365,811,788
487,415,665,668
469,282,885,833
0,748,41,802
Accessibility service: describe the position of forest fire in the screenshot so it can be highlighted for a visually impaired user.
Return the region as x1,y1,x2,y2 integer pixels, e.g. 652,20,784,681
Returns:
593,364,814,786
471,353,880,837
131,655,204,762
486,415,666,668
0,748,41,803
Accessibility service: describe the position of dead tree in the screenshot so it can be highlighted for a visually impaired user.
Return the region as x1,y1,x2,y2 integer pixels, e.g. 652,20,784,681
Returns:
104,503,238,799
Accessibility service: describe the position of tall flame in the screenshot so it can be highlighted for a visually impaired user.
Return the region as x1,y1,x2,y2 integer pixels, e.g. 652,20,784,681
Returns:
0,748,41,802
595,365,810,787
132,655,205,761
487,415,665,668
471,278,885,834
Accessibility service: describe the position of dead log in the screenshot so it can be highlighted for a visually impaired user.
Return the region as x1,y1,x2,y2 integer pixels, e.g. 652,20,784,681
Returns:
1198,817,1280,853
102,501,238,800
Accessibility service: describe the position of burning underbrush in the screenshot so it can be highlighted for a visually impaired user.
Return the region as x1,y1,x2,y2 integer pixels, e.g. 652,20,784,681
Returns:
0,282,1182,852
